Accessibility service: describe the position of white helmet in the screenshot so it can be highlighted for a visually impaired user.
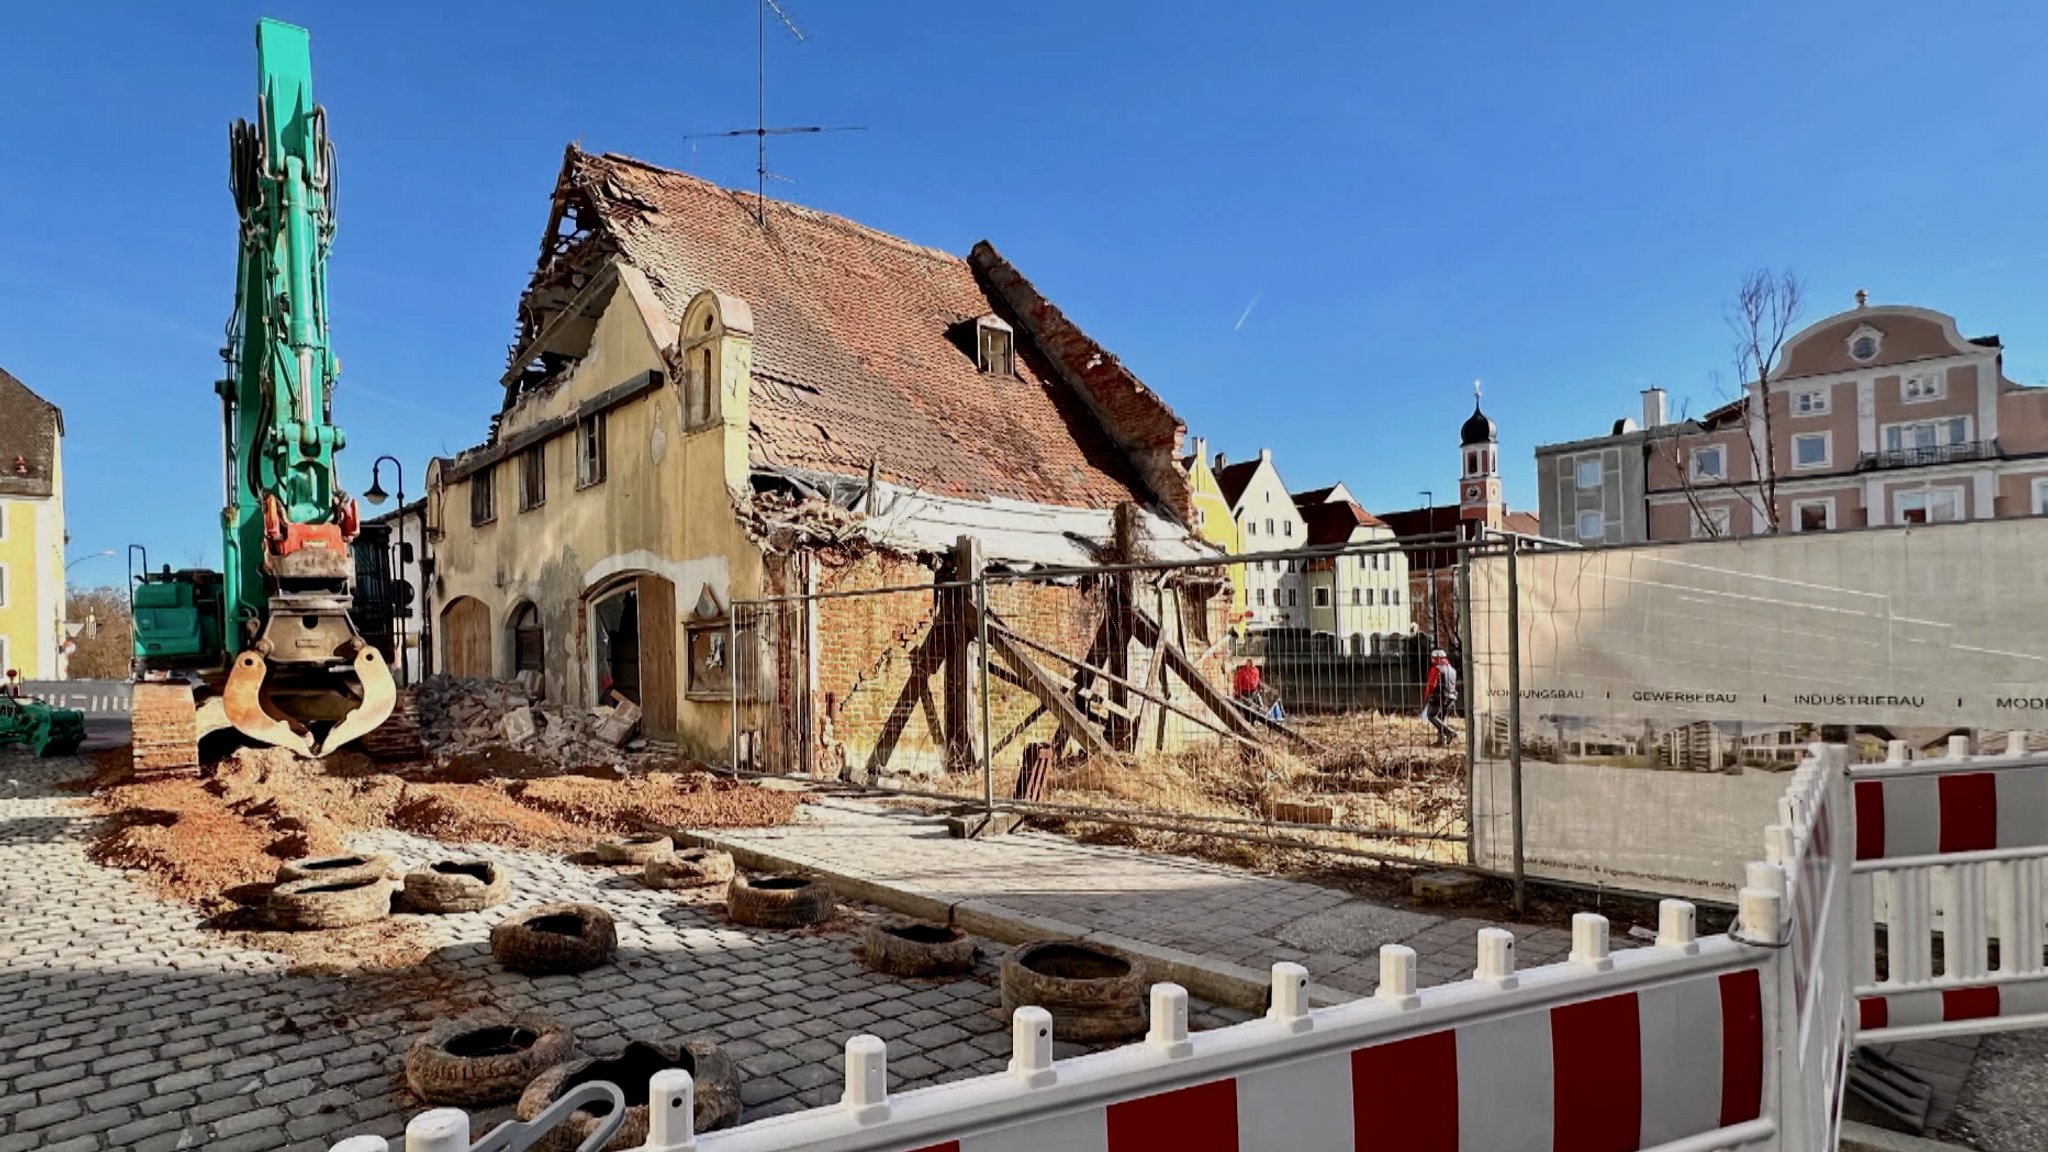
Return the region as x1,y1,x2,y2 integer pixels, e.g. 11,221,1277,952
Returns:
1430,649,1447,659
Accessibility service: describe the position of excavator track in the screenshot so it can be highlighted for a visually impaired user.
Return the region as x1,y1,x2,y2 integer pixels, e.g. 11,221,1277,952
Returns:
130,682,201,776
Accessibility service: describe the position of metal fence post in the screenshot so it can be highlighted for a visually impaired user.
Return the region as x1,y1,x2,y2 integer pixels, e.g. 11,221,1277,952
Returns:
1505,540,1526,915
977,573,994,817
728,605,741,773
1456,557,1476,867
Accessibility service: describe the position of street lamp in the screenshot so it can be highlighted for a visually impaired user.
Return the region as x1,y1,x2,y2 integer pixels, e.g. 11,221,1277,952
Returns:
66,549,115,570
363,456,408,685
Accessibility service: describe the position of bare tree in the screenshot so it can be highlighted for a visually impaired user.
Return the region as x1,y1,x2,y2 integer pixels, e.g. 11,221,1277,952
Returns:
1664,269,1805,537
65,587,133,680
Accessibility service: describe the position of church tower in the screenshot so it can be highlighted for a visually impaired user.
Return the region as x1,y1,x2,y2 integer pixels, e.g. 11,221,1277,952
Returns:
1458,380,1503,538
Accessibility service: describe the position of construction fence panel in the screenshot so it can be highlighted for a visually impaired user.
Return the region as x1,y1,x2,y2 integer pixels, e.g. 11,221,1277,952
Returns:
1464,519,2048,901
337,748,1868,1152
1847,736,2048,1044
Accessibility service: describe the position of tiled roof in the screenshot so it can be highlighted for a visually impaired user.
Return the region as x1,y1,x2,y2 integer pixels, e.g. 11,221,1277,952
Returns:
1213,460,1260,507
1378,505,1546,571
0,366,60,499
556,149,1162,512
1291,485,1340,508
1300,500,1386,546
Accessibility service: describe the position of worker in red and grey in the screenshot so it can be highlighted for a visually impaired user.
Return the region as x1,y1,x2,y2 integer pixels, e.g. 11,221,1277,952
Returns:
1421,649,1458,747
1231,659,1261,702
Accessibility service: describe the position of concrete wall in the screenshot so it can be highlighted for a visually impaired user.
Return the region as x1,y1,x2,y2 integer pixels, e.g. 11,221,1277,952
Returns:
1466,518,2048,895
429,274,767,754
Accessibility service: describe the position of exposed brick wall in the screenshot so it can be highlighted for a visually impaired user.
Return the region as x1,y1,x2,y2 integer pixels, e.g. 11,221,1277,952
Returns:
802,553,1233,786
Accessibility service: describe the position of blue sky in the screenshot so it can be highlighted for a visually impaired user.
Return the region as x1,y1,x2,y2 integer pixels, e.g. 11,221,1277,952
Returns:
6,2,2048,579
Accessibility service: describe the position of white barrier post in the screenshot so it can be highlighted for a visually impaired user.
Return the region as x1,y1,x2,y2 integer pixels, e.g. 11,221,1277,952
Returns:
1375,944,1419,1010
1739,886,1784,946
647,1068,699,1150
1009,1007,1056,1088
1266,963,1311,1035
405,1109,470,1152
331,1139,390,1152
841,1035,889,1125
1149,983,1195,1056
1886,739,1911,764
1569,912,1612,971
1474,927,1518,989
1657,899,1699,955
1948,734,1973,760
1746,860,1786,898
2008,731,2029,757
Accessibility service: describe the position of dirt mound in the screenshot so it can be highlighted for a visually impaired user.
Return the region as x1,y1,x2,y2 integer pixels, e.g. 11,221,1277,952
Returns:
87,776,336,913
514,772,802,832
387,785,589,851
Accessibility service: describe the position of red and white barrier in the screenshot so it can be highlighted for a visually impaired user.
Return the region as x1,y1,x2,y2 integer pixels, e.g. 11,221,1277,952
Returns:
1852,734,2048,860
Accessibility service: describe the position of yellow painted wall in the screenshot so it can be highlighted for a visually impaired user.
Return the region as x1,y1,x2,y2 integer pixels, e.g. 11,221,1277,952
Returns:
427,272,765,756
0,440,64,679
1182,449,1246,630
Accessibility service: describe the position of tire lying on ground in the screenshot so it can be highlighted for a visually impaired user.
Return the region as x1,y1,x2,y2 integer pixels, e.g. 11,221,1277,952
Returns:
1000,939,1147,1042
861,918,976,977
516,1038,742,1149
266,876,395,931
490,903,618,974
725,874,835,928
402,859,511,914
593,833,673,865
404,1012,573,1107
641,847,735,890
275,851,395,885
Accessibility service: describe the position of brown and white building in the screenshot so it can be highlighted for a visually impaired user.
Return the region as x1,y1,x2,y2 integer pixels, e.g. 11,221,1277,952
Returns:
1538,297,2048,541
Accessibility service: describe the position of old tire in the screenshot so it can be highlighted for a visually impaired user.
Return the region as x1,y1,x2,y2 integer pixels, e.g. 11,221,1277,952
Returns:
403,859,511,914
275,852,395,885
861,919,976,977
516,1039,742,1149
403,1012,573,1107
1000,939,1146,1042
266,876,395,931
491,903,618,974
725,874,834,928
593,834,672,865
642,848,735,890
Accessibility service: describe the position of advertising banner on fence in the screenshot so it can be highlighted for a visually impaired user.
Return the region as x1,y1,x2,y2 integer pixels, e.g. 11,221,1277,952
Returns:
1466,519,2048,898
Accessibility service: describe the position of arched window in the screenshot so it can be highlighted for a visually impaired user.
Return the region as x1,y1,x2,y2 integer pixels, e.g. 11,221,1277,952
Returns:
511,603,544,675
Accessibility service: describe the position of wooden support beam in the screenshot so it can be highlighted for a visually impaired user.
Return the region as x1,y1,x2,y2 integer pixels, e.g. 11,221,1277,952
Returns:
972,606,1115,758
989,620,1262,752
1127,603,1263,741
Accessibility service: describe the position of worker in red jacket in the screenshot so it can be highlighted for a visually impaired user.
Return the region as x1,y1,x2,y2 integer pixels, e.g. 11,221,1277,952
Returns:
1232,659,1261,701
1422,649,1458,747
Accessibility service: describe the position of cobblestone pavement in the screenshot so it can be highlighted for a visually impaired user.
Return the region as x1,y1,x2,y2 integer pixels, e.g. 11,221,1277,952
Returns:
701,798,1597,998
0,753,1249,1152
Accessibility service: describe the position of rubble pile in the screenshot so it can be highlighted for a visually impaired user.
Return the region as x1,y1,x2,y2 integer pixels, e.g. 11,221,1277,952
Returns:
413,676,650,774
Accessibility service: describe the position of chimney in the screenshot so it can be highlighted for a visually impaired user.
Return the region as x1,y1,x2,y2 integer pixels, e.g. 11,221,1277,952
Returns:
1213,451,1226,471
1191,437,1207,467
1641,387,1667,429
1258,447,1272,462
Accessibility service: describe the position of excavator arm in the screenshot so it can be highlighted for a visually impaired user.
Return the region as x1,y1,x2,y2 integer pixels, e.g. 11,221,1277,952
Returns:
216,19,393,757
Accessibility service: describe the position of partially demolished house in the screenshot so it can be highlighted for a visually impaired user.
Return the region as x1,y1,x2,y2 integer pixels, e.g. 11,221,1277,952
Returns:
426,147,1243,779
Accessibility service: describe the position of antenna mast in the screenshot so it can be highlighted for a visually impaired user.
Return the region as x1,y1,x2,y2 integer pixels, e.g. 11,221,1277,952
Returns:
686,0,865,228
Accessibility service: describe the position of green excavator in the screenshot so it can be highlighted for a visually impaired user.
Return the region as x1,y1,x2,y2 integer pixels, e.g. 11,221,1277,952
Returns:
128,19,396,772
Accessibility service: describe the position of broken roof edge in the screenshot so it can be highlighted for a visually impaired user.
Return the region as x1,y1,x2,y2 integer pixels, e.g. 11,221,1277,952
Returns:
746,462,1216,571
967,240,1193,525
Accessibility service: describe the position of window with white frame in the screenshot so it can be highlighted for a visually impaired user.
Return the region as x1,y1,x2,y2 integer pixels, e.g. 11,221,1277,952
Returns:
1883,416,1970,452
1265,518,1275,536
1791,432,1830,470
1792,499,1834,533
1792,388,1830,416
1393,589,1402,606
1895,487,1963,524
1255,588,1266,607
1902,373,1947,402
1575,510,1604,539
1313,587,1331,608
1286,588,1297,607
1692,505,1732,538
1690,444,1727,481
1351,588,1362,605
1574,456,1602,490
0,562,7,607
1246,521,1256,537
2034,477,2048,516
0,635,7,676
1283,521,1293,537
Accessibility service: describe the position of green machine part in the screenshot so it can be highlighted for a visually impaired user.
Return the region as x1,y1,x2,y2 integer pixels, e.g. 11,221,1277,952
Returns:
221,16,348,633
0,692,86,758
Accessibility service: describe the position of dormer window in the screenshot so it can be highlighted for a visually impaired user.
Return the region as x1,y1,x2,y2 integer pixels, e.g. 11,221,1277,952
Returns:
975,314,1014,376
1847,324,1883,363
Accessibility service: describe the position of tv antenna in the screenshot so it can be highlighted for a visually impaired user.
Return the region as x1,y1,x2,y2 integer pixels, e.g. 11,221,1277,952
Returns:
683,0,865,227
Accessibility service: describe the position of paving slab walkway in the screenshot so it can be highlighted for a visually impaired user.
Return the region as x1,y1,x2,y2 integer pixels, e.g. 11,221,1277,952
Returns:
687,796,1600,1009
0,752,1247,1152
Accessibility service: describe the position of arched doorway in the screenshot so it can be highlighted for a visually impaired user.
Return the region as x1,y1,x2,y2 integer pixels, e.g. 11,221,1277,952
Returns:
441,596,492,679
587,575,676,738
509,602,544,682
